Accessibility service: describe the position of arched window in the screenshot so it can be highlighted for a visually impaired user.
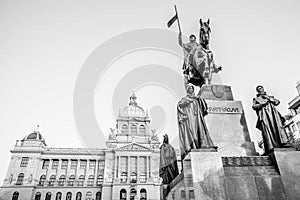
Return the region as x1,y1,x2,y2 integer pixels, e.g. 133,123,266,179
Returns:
49,175,56,186
96,192,101,200
39,175,46,186
68,175,75,186
140,189,147,200
130,172,137,183
77,175,84,186
121,124,128,134
139,125,145,135
35,192,41,200
87,175,94,186
58,175,65,186
66,192,72,200
96,175,103,186
120,172,127,183
130,124,137,134
16,173,24,185
12,191,19,200
139,172,146,183
45,192,51,200
120,189,127,200
130,189,137,200
86,192,92,200
55,192,62,200
76,192,82,200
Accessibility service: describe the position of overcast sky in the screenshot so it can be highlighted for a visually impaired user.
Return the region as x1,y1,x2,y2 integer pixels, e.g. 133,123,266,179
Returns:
0,0,300,183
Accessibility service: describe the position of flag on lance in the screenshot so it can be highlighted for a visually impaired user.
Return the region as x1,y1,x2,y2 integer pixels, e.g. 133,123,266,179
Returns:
167,13,178,28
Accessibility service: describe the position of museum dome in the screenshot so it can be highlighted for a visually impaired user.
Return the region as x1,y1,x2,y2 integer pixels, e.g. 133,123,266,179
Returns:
122,92,146,117
21,125,46,145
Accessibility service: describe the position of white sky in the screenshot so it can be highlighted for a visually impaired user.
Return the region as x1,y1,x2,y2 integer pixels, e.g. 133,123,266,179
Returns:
0,0,300,183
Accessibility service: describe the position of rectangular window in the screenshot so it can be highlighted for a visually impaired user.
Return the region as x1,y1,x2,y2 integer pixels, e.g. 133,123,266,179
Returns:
61,160,68,169
52,160,59,169
80,160,87,168
189,190,195,200
89,160,96,168
98,161,105,171
42,159,50,169
71,160,78,169
20,157,29,167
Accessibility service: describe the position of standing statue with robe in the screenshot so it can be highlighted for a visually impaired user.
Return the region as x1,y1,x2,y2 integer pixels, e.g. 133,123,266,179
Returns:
177,84,215,160
252,85,289,152
159,134,179,185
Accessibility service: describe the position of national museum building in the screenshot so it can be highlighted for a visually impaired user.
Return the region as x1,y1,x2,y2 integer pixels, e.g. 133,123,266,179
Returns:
0,93,161,200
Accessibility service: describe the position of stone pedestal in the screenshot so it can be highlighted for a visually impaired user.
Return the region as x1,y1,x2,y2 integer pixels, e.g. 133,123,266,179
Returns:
268,148,300,200
199,84,257,156
188,149,226,200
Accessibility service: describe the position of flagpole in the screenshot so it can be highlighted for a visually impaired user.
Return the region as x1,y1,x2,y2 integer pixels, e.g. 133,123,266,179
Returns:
174,5,182,33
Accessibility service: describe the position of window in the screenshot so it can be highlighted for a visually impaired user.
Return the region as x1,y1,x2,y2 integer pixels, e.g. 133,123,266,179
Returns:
86,192,92,200
98,161,105,171
130,124,137,134
20,157,29,167
76,192,82,200
87,175,94,186
120,189,127,200
77,175,84,186
180,190,185,200
292,124,297,132
89,160,96,168
71,160,78,169
139,172,146,183
45,192,51,200
66,192,72,200
96,175,103,186
139,125,145,135
130,189,137,200
49,175,56,186
80,160,87,168
121,172,127,183
16,173,24,185
58,175,65,186
121,124,128,134
140,189,147,200
61,160,68,169
55,192,62,200
130,172,137,183
68,175,75,186
12,191,19,200
189,190,195,200
35,192,41,200
52,160,59,169
42,160,50,169
96,192,101,200
39,175,46,186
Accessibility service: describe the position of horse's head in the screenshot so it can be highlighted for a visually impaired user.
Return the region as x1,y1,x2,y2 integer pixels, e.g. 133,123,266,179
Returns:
199,19,211,49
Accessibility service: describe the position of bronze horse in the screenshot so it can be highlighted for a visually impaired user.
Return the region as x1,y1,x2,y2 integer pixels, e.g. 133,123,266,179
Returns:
186,19,221,87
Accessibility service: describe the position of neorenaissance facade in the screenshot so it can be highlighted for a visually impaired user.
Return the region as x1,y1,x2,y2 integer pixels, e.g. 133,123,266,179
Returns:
0,93,161,200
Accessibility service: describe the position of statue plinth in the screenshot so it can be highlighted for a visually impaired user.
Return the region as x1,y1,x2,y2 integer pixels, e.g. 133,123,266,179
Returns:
199,84,257,156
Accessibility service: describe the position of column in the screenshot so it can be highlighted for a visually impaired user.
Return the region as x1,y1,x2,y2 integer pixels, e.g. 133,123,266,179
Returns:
137,156,140,183
148,156,151,178
127,156,130,183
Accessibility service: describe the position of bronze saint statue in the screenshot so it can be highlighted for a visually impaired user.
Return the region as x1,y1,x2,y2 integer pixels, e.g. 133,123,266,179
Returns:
252,85,289,152
159,134,179,185
177,84,215,160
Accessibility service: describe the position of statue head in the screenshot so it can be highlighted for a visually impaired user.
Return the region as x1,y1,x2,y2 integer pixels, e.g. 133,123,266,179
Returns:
186,83,195,95
256,85,265,94
189,34,196,43
163,134,169,144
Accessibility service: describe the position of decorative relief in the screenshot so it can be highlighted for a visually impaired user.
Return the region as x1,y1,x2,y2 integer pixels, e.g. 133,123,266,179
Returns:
222,156,273,167
117,143,150,151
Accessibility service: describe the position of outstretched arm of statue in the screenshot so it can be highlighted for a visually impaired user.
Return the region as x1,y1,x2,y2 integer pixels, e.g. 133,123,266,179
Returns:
268,96,280,106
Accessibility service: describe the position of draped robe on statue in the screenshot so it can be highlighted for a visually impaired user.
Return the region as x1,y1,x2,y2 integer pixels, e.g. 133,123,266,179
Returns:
159,141,179,184
252,93,288,152
177,93,214,160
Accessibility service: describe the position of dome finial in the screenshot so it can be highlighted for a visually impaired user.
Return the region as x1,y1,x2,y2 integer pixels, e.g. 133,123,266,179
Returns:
129,91,137,106
35,124,40,132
